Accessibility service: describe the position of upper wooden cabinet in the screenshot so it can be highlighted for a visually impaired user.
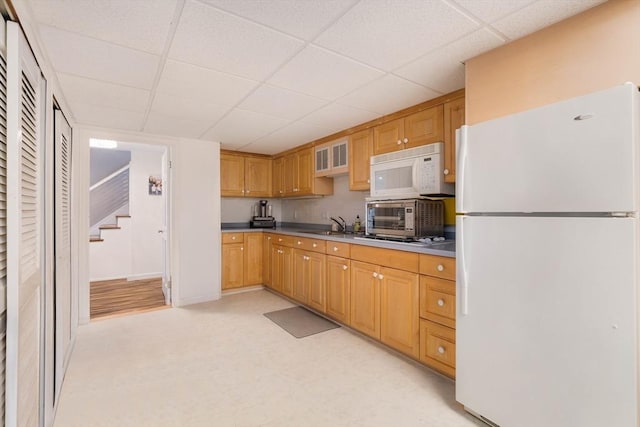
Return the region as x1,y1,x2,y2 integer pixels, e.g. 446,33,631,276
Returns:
348,129,373,191
276,147,333,197
220,152,272,197
373,106,444,155
443,97,465,183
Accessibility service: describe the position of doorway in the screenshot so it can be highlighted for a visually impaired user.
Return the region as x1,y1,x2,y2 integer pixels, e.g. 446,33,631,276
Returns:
88,140,171,320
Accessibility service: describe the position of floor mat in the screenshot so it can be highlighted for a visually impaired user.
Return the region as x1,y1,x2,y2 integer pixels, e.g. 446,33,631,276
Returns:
263,306,340,338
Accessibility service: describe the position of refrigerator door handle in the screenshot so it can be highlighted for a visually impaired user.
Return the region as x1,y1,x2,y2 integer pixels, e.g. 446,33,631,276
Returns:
456,126,468,213
459,216,469,315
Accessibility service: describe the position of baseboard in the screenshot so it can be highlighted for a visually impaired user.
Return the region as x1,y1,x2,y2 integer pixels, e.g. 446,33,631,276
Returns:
126,272,162,281
221,285,264,296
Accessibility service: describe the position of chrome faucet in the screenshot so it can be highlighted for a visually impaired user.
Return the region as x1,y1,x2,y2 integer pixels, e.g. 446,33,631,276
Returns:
330,216,347,232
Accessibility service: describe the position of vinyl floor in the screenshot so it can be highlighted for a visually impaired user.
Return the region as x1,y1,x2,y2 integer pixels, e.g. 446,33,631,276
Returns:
90,277,168,320
55,289,484,426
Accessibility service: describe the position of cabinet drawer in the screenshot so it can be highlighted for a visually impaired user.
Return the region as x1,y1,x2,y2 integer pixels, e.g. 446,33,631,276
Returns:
273,234,294,247
326,241,350,257
351,245,419,273
420,319,455,378
222,232,244,244
293,237,326,253
419,276,455,328
419,254,455,280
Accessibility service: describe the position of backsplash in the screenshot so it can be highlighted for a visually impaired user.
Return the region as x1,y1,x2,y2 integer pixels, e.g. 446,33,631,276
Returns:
220,197,283,223
280,175,367,227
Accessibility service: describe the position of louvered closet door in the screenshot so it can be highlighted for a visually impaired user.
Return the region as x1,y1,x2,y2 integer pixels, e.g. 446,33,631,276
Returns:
0,17,8,427
6,21,43,427
54,109,71,401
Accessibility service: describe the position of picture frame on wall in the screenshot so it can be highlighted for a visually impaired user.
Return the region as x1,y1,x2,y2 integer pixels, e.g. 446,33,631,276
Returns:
148,175,162,195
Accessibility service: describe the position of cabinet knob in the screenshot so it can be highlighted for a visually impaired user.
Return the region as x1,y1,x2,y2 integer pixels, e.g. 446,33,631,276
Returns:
443,169,449,175
438,346,445,354
267,237,271,240
373,272,378,278
437,264,444,272
396,140,402,145
367,179,370,183
240,247,244,251
333,246,338,252
246,190,250,193
403,137,408,144
342,265,348,270
378,274,384,280
231,236,236,240
437,299,445,307
312,243,317,248
297,241,302,245
278,238,283,242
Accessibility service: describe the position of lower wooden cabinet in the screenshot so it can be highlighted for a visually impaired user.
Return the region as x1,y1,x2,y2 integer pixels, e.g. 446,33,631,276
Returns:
271,244,293,297
350,261,380,339
221,232,262,290
326,255,350,324
293,250,310,304
420,319,456,378
380,267,419,358
263,233,273,288
306,251,326,313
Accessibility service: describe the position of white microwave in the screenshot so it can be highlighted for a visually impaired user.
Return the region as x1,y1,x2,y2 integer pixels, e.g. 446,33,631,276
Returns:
369,143,454,199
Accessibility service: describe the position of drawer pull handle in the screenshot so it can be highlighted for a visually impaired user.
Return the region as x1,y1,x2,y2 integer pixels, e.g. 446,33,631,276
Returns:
333,246,338,251
231,236,236,240
437,264,444,272
297,241,302,245
373,272,378,278
437,299,445,307
312,243,317,248
278,238,282,242
267,237,271,240
438,346,445,354
342,265,348,270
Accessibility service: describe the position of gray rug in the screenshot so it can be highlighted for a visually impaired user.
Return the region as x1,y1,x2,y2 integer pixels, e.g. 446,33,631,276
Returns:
263,306,340,338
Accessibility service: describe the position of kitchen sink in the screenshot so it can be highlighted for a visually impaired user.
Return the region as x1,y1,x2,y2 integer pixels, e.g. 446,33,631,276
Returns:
295,230,349,236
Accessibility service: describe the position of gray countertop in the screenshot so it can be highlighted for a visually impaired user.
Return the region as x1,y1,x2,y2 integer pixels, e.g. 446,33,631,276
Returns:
222,227,455,258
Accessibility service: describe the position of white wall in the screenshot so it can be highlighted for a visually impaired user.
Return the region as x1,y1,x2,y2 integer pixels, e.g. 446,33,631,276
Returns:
88,148,164,281
281,175,368,227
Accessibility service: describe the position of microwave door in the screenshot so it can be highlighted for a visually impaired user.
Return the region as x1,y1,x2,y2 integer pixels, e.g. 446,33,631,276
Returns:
370,157,419,199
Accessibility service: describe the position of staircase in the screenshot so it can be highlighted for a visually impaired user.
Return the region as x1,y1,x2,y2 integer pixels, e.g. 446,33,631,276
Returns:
90,164,130,243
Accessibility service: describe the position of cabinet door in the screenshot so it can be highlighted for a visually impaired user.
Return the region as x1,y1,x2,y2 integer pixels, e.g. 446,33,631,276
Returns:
273,157,284,197
331,139,349,174
271,245,283,293
244,233,263,286
349,129,373,191
315,144,330,176
245,157,272,197
292,249,309,304
443,97,464,183
373,118,404,155
404,105,444,149
350,261,380,339
281,246,294,297
326,256,350,324
380,267,419,358
220,153,245,197
283,153,297,196
222,243,244,289
307,251,326,313
296,148,314,195
263,234,273,288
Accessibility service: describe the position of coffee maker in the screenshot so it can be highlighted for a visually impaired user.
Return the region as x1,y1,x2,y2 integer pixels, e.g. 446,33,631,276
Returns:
250,200,276,229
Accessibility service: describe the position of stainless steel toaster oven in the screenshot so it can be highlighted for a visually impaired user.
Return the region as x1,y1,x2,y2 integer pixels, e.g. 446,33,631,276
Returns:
365,199,444,240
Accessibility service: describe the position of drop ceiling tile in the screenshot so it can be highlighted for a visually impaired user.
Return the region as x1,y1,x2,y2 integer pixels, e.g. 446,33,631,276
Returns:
314,0,479,71
395,28,505,93
149,92,230,123
203,109,290,146
238,84,329,120
29,0,177,54
156,60,259,107
200,0,358,40
71,102,145,131
268,45,384,100
169,0,304,80
453,0,535,23
144,111,213,139
299,103,378,135
251,121,329,154
493,0,606,40
38,25,160,89
338,75,441,115
57,73,150,113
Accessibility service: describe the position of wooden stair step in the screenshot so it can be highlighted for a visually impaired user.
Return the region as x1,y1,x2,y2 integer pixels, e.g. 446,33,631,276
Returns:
115,215,131,218
90,236,104,242
99,224,121,230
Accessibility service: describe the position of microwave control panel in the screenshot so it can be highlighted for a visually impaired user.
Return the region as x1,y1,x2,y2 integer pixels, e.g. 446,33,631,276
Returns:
420,156,438,192
404,207,414,231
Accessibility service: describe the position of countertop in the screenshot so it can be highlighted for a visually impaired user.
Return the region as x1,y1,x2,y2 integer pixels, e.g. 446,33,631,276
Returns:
222,227,455,258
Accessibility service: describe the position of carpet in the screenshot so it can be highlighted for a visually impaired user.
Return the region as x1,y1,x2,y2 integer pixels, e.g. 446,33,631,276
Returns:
263,306,340,338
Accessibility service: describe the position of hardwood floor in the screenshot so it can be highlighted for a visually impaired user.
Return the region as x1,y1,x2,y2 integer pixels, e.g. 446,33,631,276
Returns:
90,277,168,320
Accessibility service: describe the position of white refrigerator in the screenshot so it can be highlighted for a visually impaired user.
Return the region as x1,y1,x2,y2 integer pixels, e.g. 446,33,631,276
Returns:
456,83,640,427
